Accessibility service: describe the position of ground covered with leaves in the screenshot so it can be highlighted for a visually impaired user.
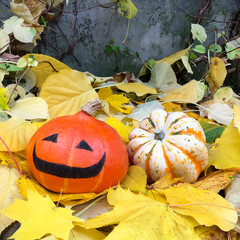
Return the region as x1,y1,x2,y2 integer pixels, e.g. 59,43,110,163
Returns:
1,1,240,239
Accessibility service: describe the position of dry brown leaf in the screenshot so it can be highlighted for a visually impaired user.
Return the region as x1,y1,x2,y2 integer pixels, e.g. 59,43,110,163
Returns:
191,169,238,193
206,57,227,92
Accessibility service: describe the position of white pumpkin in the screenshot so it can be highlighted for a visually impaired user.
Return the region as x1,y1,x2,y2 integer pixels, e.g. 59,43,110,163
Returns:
127,109,208,183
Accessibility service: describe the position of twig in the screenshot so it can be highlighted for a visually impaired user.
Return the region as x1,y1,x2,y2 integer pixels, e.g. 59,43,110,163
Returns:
0,0,9,7
170,0,237,24
8,67,32,104
38,61,59,72
0,136,23,176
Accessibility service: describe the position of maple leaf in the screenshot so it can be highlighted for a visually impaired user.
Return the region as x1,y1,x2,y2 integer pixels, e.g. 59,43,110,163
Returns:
1,190,81,240
98,87,132,114
18,175,108,205
161,185,237,231
121,165,147,193
77,187,200,240
106,116,133,142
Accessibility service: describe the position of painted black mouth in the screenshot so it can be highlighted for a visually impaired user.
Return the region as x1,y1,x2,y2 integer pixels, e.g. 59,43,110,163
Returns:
32,143,106,179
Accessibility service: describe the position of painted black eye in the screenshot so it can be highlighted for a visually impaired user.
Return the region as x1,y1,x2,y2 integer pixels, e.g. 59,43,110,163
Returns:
76,140,93,151
42,133,58,143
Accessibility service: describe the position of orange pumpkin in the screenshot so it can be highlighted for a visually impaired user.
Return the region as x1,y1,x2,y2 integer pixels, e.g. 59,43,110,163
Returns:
26,99,129,193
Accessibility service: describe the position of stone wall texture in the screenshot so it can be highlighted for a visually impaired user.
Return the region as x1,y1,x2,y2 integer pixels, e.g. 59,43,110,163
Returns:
0,0,239,76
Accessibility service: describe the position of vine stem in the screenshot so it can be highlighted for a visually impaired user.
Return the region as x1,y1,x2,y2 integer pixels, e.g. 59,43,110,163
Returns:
38,61,59,72
8,66,32,104
0,136,23,175
122,18,130,43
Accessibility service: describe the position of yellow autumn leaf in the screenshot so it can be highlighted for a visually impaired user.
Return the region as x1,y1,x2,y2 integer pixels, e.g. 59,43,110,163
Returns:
0,165,23,232
148,61,178,91
157,48,189,65
208,121,240,169
121,166,147,193
0,151,27,173
213,87,234,104
106,116,133,142
18,175,108,205
23,54,71,87
161,185,237,231
41,226,105,240
7,97,49,120
98,87,132,114
161,80,207,103
147,173,184,204
162,102,181,112
191,169,238,193
233,104,240,133
0,69,9,82
115,0,138,19
68,226,105,240
1,190,81,240
116,82,157,96
195,225,227,239
138,48,188,78
40,69,99,118
149,173,184,190
0,88,10,110
0,116,38,152
10,1,45,23
206,57,227,92
77,187,200,240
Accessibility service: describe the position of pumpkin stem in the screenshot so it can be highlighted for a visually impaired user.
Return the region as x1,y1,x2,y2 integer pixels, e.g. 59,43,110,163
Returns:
81,99,102,116
154,129,165,141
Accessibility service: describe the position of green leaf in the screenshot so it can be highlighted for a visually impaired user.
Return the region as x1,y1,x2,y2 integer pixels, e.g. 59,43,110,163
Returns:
191,24,207,43
41,16,47,27
17,58,27,68
181,56,193,74
115,45,120,54
104,47,113,54
193,45,206,53
135,52,140,58
189,52,197,60
225,44,237,60
200,121,226,144
209,44,222,53
0,63,24,72
148,58,156,69
29,28,37,35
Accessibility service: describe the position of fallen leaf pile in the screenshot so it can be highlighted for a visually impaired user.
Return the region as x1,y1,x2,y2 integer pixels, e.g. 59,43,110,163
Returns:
0,16,240,239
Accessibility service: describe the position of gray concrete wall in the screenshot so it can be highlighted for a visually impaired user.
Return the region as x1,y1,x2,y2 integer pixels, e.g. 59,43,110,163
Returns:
1,0,239,76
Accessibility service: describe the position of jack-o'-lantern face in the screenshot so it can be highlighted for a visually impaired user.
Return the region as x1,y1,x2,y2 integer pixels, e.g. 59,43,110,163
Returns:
33,133,106,179
26,111,129,194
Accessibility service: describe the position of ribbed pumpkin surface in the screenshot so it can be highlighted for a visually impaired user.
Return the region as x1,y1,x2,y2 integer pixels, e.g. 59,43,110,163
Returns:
127,109,208,183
